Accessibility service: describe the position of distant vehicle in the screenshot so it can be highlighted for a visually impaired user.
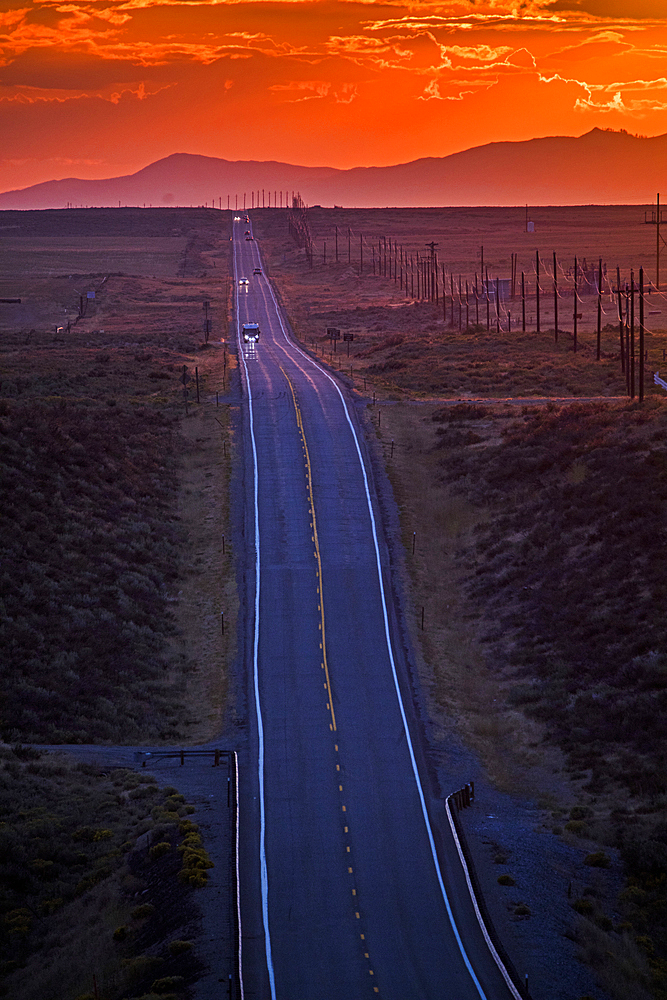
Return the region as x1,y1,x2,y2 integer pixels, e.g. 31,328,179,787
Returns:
242,323,260,343
239,277,249,286
245,230,250,235
245,236,253,241
253,267,262,275
234,216,241,221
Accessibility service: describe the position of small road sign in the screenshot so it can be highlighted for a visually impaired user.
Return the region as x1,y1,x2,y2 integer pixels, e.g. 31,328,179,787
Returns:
343,333,354,342
327,327,341,340
180,365,191,385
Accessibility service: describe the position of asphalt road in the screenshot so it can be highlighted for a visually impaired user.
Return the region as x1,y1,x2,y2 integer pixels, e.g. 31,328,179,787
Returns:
233,220,518,1000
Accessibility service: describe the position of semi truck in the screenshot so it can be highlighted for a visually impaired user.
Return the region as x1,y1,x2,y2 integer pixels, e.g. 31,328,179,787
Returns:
242,323,260,343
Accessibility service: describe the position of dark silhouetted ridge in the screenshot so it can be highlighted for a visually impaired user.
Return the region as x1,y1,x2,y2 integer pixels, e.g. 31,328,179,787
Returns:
1,130,665,209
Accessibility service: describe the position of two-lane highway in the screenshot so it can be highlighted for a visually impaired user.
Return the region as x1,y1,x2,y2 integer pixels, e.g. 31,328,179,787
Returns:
233,217,518,1000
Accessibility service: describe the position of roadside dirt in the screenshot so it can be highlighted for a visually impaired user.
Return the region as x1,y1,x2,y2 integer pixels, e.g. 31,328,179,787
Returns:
167,345,239,745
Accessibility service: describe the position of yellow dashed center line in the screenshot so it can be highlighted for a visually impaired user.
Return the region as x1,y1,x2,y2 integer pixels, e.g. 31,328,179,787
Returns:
280,364,382,996
281,366,336,733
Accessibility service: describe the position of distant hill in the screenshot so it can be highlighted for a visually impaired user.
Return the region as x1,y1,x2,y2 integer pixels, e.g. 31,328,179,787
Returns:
0,129,665,209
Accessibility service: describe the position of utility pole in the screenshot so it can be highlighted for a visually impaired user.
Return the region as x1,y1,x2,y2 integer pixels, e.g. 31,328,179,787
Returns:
426,242,438,304
616,265,625,374
553,252,558,343
597,258,602,361
630,269,635,398
639,266,645,402
521,271,525,331
644,193,664,290
573,256,578,353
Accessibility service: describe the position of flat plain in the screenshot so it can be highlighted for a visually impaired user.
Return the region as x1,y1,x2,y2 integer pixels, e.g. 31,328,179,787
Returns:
253,204,667,402
4,203,667,1000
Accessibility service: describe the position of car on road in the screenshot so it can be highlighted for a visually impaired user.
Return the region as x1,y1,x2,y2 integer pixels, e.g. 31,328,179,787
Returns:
253,267,262,275
242,323,260,343
245,236,254,241
239,277,249,286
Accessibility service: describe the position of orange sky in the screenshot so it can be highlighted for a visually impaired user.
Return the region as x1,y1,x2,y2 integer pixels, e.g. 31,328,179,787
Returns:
1,0,667,191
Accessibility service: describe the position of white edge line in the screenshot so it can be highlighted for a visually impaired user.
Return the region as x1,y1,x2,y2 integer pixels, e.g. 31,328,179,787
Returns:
445,796,523,1000
263,272,505,1000
234,750,245,1000
233,229,277,1000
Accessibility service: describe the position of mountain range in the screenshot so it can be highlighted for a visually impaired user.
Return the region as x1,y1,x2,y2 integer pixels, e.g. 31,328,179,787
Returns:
0,129,664,210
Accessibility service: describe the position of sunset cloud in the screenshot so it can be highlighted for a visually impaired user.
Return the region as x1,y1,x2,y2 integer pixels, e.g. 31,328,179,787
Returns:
0,78,172,103
0,0,665,191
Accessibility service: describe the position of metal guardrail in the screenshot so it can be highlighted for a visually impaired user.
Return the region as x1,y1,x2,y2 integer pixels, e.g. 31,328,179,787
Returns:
134,748,228,766
446,785,531,1000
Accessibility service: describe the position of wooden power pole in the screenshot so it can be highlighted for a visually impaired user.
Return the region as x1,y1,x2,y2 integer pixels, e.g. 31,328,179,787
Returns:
644,193,664,290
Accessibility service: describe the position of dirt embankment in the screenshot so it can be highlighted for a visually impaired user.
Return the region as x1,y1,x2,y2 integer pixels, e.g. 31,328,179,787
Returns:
168,349,238,744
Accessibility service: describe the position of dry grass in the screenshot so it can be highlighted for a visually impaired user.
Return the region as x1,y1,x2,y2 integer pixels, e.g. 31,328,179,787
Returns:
373,401,571,795
0,236,189,279
0,749,203,1000
168,371,238,743
0,208,231,998
0,207,236,744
